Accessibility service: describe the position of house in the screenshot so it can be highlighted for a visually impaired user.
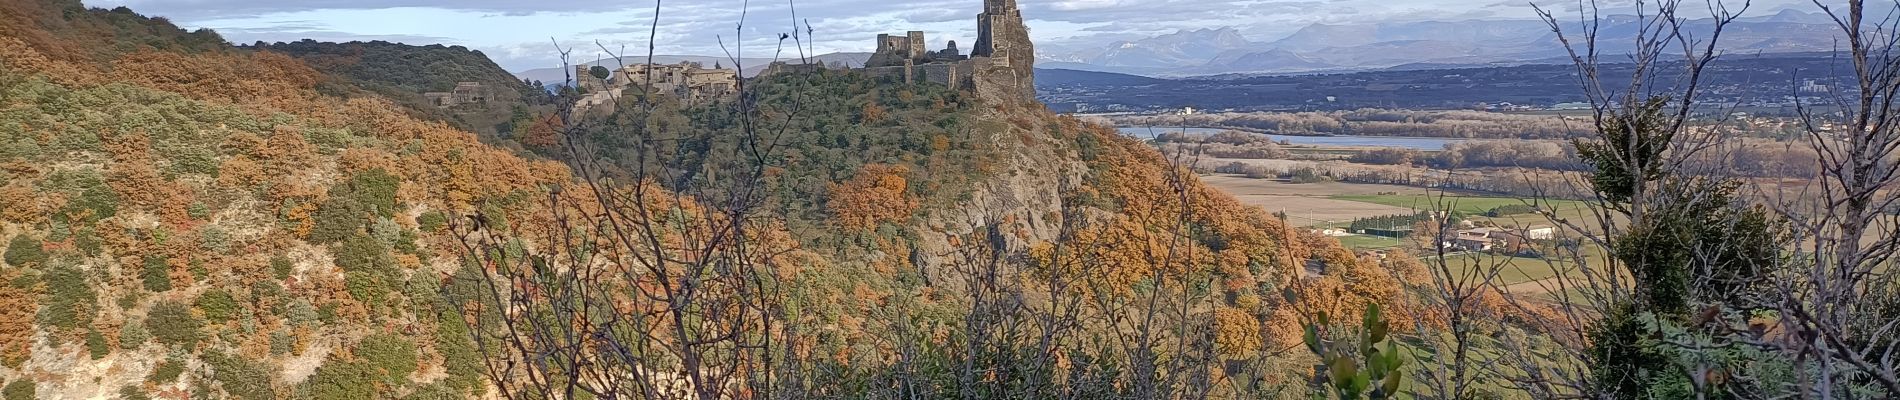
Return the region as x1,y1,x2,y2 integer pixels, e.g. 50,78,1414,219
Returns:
1523,226,1555,240
1452,231,1495,251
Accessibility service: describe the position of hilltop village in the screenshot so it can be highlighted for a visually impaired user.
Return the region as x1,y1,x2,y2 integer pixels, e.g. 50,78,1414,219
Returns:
572,0,1036,113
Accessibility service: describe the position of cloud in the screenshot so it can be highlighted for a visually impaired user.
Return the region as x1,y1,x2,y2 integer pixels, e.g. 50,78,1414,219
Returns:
81,0,1818,71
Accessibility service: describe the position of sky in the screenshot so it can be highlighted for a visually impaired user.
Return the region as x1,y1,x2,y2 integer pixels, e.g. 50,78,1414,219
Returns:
82,0,1810,72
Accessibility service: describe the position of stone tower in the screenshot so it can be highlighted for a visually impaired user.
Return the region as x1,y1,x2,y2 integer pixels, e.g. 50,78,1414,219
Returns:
972,0,1035,101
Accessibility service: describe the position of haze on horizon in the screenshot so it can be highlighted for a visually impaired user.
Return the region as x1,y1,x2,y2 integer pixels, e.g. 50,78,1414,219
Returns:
79,0,1812,73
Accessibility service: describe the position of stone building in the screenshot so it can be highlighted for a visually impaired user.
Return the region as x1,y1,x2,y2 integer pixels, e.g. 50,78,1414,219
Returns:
611,61,737,102
423,81,487,108
570,62,738,114
845,0,1035,103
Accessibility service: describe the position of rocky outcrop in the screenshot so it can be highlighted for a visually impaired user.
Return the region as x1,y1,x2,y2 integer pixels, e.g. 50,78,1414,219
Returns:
972,0,1036,102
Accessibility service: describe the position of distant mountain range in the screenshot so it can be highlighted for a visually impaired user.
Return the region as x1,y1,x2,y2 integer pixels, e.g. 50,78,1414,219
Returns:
512,9,1843,81
1041,9,1842,77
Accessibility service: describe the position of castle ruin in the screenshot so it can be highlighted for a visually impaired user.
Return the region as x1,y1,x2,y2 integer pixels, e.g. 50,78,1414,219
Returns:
572,61,739,113
424,81,488,108
839,0,1037,102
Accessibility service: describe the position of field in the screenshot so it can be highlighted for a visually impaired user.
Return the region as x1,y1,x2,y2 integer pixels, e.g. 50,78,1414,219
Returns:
1197,175,1444,226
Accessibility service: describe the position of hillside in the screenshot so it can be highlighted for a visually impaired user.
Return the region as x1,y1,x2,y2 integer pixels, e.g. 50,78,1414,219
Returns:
0,1,566,398
0,1,1419,398
251,40,552,145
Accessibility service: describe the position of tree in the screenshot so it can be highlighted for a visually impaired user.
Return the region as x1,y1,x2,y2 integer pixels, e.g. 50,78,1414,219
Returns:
588,65,609,80
827,164,918,229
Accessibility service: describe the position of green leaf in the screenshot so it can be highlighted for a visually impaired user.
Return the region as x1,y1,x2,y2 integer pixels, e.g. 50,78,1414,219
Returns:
1380,373,1402,397
1329,357,1358,389
1349,372,1371,395
1304,325,1323,355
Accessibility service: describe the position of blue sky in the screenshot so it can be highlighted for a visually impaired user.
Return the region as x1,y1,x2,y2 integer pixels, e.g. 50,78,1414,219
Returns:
82,0,1809,72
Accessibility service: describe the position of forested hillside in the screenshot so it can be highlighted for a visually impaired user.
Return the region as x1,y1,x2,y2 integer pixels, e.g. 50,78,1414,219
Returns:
0,1,1428,399
253,40,553,147
0,1,566,398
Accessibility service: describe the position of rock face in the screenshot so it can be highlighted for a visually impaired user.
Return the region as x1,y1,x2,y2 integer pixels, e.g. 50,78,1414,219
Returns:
972,0,1036,102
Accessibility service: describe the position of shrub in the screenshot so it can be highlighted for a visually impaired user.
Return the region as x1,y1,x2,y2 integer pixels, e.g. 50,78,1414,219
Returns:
119,320,149,349
1,380,31,400
140,256,172,292
85,329,108,359
118,386,150,400
1349,148,1420,165
168,148,221,177
334,233,395,275
195,288,239,323
435,310,482,392
2,236,45,267
200,226,231,253
359,333,418,382
148,356,184,383
46,170,119,224
73,228,102,257
38,265,97,331
269,331,293,356
146,300,203,349
203,350,276,400
308,169,402,244
284,299,319,326
1287,167,1328,183
417,211,446,232
304,358,375,400
270,255,294,280
1486,204,1538,217
187,202,211,220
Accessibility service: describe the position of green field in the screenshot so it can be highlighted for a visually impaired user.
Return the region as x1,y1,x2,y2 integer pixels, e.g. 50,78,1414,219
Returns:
1335,234,1406,250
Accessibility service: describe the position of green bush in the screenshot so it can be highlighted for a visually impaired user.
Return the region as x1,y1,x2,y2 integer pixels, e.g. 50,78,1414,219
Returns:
308,169,402,244
2,380,32,400
270,255,294,280
187,202,211,220
435,309,483,392
148,356,184,383
359,333,418,382
118,385,151,400
73,228,102,257
304,357,375,400
1486,204,1538,217
85,329,108,359
38,265,97,331
285,299,319,326
168,148,220,177
188,258,208,281
119,320,149,349
46,169,119,224
344,271,387,306
3,235,45,267
140,256,172,292
195,288,239,323
146,300,203,349
203,350,276,400
417,211,447,232
269,331,294,356
200,226,231,253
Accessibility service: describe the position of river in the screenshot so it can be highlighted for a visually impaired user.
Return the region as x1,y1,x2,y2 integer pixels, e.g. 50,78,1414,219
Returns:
1115,126,1468,151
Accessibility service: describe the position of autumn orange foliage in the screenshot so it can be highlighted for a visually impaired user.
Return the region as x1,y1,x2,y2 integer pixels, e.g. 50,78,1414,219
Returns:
828,164,919,229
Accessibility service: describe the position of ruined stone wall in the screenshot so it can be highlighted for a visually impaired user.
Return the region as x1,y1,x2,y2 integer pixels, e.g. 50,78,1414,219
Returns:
972,0,1036,102
861,60,974,88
